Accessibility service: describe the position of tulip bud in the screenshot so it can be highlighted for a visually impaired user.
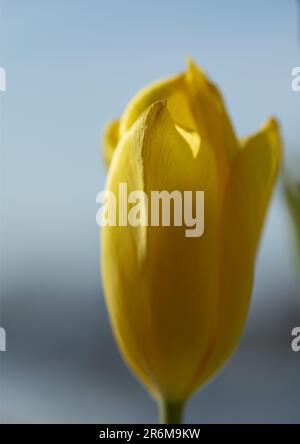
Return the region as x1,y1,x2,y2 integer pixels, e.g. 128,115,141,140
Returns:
101,60,282,423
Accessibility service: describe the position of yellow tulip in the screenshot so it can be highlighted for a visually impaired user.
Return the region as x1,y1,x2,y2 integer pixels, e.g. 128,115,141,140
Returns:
101,60,282,423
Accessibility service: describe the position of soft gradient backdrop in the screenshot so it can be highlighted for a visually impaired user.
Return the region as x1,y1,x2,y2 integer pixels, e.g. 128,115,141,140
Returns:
0,0,299,423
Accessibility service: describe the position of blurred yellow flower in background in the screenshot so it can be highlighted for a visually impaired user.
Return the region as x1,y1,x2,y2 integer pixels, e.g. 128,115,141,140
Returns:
284,176,300,290
101,60,282,423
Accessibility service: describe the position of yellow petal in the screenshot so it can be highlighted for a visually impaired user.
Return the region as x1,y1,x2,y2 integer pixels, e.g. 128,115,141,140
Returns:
102,100,220,401
184,118,282,397
185,59,239,187
117,60,239,191
119,73,198,136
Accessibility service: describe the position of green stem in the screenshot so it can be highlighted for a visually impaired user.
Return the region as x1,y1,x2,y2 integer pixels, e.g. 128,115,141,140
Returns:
159,399,185,424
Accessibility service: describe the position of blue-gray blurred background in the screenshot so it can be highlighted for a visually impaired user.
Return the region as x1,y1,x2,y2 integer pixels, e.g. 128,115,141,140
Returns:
0,0,299,424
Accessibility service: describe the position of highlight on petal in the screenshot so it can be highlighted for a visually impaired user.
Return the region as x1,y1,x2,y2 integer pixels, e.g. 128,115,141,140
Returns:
175,124,201,158
102,100,221,401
